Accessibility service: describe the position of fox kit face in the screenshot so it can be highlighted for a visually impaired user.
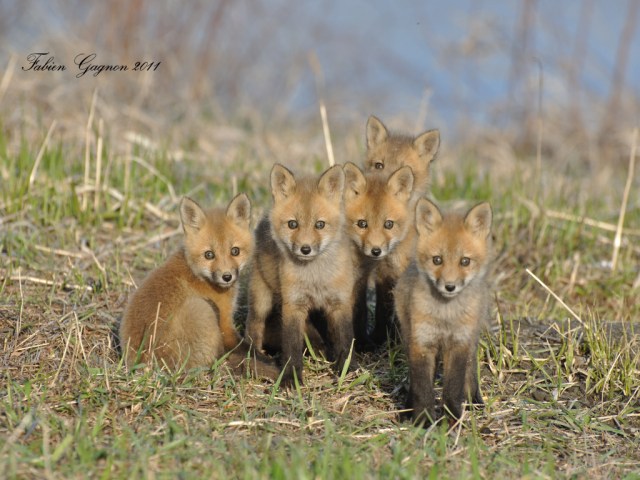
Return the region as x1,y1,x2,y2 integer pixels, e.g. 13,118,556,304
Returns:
180,194,253,288
364,115,439,194
414,199,492,298
270,164,345,262
344,162,414,259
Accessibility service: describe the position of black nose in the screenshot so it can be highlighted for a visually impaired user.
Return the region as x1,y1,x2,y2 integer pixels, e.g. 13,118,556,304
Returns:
445,284,456,292
300,245,312,255
222,273,233,282
371,247,382,257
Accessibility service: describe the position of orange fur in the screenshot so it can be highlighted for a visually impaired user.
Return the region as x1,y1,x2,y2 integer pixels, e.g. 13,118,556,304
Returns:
120,194,278,378
395,198,493,424
343,162,414,350
363,115,441,346
245,164,355,385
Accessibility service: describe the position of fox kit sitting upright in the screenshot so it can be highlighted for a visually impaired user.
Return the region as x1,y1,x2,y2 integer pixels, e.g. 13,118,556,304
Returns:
120,194,278,378
363,116,441,346
244,164,355,386
342,162,414,351
395,198,493,424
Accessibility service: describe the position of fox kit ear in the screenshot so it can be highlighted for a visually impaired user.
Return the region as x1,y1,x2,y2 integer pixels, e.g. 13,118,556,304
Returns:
464,202,492,238
343,162,366,202
226,193,251,228
271,164,296,202
415,198,443,235
414,129,440,164
317,164,345,203
387,165,414,202
366,115,388,150
180,197,207,234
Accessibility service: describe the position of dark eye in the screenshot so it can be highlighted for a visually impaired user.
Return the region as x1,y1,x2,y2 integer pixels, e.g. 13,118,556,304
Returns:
375,162,384,170
231,247,240,256
288,220,298,229
432,256,442,266
384,220,394,229
357,219,368,229
204,250,215,260
315,220,325,229
460,257,470,267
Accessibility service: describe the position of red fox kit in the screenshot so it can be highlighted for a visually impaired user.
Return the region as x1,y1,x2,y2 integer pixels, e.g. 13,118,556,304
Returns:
364,116,441,346
120,194,278,378
343,162,414,351
244,164,355,385
395,198,493,424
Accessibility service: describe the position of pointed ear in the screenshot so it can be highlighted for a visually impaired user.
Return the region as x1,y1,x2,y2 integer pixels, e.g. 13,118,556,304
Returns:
226,193,251,228
415,198,442,236
317,164,345,203
414,129,440,164
271,163,296,202
180,197,207,234
387,166,414,202
366,115,388,150
464,202,492,238
343,162,366,202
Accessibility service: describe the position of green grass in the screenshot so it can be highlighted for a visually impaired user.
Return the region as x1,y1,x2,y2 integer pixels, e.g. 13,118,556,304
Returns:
1,119,639,479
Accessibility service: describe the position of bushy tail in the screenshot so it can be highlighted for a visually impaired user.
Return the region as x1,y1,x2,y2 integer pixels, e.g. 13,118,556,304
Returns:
224,340,280,380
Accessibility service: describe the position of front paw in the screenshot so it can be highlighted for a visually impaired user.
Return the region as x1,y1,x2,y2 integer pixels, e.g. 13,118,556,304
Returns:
279,367,303,389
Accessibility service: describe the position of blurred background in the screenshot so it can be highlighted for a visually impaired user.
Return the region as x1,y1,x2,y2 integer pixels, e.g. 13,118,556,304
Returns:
1,0,639,175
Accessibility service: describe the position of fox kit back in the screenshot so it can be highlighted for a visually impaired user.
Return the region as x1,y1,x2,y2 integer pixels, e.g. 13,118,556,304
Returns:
363,116,441,347
343,162,414,350
120,194,278,378
395,198,493,424
245,164,355,385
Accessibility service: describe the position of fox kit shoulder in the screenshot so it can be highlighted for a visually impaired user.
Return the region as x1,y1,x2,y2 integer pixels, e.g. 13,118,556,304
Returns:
245,164,355,385
364,115,440,197
395,198,493,424
120,194,278,378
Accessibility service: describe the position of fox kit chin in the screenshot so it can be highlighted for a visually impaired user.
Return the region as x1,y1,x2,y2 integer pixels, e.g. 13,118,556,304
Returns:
245,164,355,386
363,115,441,347
343,162,414,351
120,194,278,378
395,198,493,425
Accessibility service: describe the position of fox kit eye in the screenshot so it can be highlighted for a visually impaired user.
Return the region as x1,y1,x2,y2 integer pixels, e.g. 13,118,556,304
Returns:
375,162,384,170
357,219,368,229
231,247,240,256
460,257,471,266
204,250,215,260
288,220,298,229
315,220,325,229
432,256,443,265
384,220,394,229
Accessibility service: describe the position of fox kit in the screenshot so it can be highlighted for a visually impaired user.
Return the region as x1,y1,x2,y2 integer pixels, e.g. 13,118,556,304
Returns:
245,164,355,385
364,116,441,346
395,198,493,424
120,194,278,378
343,162,414,351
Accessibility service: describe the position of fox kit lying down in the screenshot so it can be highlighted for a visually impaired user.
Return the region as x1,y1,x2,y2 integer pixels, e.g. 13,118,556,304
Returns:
363,116,441,347
120,194,278,378
395,198,493,424
343,162,414,351
245,164,355,386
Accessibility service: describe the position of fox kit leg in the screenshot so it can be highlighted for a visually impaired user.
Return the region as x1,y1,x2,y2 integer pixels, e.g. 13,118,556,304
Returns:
371,277,396,346
352,278,371,352
280,302,307,386
442,343,472,420
466,344,484,405
245,272,273,352
324,302,354,373
408,339,438,425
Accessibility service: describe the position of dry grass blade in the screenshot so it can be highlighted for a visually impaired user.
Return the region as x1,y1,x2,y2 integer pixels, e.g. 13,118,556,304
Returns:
525,268,584,327
28,120,57,189
611,127,638,271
